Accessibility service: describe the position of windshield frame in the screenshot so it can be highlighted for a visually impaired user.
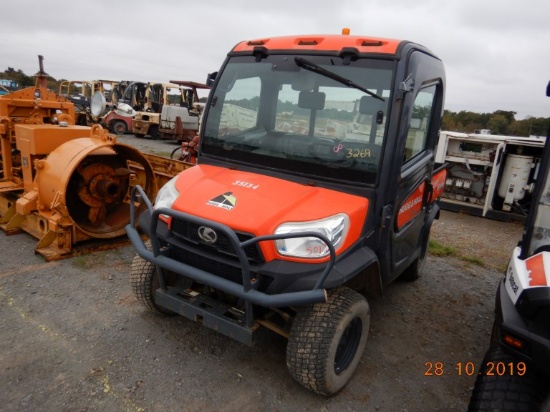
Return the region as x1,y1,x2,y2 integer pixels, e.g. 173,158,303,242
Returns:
522,142,550,258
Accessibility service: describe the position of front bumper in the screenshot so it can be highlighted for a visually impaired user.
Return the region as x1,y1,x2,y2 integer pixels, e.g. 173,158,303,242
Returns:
126,185,380,345
126,185,373,308
495,278,550,376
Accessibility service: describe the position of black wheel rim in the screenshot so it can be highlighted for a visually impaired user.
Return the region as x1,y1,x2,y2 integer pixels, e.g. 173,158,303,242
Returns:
334,317,362,375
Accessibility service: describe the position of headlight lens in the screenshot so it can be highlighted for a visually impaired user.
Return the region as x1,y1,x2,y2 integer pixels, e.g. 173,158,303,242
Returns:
274,214,349,258
154,176,179,213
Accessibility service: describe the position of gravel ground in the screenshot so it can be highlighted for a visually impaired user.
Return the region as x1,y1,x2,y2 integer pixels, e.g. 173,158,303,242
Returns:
0,134,526,411
115,134,182,159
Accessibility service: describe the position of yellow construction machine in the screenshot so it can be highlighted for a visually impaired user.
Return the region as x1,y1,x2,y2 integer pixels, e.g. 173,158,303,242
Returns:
0,56,190,260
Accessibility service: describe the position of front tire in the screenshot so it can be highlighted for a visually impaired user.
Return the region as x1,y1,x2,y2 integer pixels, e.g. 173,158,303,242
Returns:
149,125,160,140
468,346,545,411
131,252,175,316
286,287,370,396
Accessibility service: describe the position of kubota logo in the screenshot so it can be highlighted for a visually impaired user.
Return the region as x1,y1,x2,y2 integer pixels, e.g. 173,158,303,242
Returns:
198,226,218,244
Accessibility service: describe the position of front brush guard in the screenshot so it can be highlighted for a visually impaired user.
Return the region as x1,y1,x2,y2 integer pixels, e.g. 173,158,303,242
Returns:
126,185,332,312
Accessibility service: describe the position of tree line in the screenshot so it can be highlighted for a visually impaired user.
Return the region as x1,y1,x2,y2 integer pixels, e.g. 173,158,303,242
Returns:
2,67,60,91
2,67,549,137
441,109,549,137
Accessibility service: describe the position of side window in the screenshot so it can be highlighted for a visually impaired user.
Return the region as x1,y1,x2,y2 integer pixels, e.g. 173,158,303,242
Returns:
404,85,436,162
218,77,260,135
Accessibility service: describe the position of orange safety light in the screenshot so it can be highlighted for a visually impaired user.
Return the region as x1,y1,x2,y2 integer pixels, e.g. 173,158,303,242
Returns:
342,28,351,35
503,333,524,350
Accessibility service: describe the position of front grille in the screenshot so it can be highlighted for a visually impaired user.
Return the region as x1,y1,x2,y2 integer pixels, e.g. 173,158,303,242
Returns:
170,245,273,292
173,246,244,283
170,218,264,263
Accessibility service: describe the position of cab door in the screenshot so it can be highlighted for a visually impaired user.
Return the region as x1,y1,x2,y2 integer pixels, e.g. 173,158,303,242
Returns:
380,50,445,282
392,84,440,273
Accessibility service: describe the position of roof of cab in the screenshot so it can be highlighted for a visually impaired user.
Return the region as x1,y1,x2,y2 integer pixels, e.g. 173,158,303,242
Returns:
231,34,404,55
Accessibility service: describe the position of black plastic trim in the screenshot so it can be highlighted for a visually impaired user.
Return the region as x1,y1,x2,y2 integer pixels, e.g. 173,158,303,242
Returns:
495,279,550,376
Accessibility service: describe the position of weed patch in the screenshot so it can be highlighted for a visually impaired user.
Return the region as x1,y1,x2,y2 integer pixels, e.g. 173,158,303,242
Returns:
429,239,487,267
428,240,457,257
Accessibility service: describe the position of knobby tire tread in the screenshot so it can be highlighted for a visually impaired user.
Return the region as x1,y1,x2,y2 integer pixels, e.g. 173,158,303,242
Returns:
468,346,544,412
130,243,174,316
286,287,369,396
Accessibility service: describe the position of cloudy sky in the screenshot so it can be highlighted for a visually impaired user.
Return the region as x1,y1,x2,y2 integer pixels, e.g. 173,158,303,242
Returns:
2,0,549,119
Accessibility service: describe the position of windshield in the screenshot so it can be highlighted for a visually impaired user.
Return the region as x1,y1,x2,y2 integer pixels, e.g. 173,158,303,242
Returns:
202,55,394,184
165,87,184,105
526,149,550,256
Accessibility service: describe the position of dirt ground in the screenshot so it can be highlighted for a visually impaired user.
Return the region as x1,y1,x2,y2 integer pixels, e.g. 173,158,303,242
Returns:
0,209,523,412
0,136,526,411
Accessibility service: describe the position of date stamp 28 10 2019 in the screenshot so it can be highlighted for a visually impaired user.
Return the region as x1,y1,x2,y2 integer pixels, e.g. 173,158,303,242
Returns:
424,361,527,377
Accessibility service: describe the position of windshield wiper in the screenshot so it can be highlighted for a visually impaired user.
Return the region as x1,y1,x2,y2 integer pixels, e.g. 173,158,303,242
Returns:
294,57,385,102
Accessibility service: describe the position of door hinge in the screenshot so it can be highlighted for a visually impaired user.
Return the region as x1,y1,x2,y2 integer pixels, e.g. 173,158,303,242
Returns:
399,73,415,93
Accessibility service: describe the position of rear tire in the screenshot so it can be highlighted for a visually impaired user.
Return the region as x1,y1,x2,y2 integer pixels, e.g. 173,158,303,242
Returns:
286,287,370,396
468,346,545,411
400,232,430,282
541,392,550,412
400,254,426,282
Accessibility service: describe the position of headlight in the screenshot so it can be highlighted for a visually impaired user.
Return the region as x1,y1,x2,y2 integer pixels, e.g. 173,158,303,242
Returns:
155,176,180,213
274,214,349,258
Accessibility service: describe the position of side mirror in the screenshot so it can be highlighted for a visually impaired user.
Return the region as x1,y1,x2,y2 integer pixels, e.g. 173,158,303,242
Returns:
546,80,550,97
206,72,218,87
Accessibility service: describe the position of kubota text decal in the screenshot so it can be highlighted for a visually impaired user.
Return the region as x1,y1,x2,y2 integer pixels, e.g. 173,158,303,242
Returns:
430,168,447,200
207,192,237,210
397,183,425,229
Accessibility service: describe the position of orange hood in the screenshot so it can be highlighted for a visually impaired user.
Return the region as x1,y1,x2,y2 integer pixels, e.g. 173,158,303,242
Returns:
171,164,368,259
